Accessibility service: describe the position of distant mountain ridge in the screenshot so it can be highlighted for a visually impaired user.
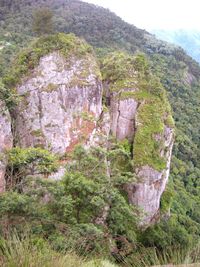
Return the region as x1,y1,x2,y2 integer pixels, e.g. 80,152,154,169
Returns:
152,29,200,63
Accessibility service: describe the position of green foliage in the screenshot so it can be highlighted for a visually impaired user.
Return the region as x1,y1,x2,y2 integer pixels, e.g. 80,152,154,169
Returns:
124,244,200,266
64,145,137,237
7,147,58,174
63,172,98,223
134,53,149,74
0,191,53,229
6,147,58,189
101,51,174,171
0,192,35,216
140,215,194,249
32,7,54,36
1,0,200,263
2,33,93,90
101,51,136,84
133,96,168,171
0,80,19,110
160,188,174,213
150,51,200,244
0,232,117,267
0,145,137,259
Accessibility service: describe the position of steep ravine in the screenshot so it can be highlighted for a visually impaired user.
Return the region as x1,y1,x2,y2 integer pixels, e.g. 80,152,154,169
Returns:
0,33,174,225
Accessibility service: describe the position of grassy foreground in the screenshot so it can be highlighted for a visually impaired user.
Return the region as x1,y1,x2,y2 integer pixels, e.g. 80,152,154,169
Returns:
0,232,199,267
0,233,117,267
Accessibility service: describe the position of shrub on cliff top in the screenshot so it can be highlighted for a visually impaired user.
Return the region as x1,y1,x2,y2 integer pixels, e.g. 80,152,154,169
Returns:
3,33,93,89
101,51,174,171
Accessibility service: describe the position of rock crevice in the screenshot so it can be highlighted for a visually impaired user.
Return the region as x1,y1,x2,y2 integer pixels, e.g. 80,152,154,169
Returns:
110,93,139,141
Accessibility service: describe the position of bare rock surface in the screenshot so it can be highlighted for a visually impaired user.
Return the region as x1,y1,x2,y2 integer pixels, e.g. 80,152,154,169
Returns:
110,96,138,141
126,125,174,225
15,52,103,155
0,101,13,192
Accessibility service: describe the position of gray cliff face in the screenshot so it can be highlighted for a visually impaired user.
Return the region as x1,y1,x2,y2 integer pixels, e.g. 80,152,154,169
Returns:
14,49,174,225
15,52,102,155
108,87,174,225
110,96,138,141
125,125,174,225
0,101,13,192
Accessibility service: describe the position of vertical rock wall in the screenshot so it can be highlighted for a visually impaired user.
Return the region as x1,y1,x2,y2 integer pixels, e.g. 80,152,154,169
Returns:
126,125,174,225
15,52,103,155
0,101,13,192
110,92,174,225
110,96,139,141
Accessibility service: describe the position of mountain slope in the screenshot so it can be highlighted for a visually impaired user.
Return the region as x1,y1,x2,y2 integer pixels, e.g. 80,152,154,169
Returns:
152,29,200,63
0,0,200,253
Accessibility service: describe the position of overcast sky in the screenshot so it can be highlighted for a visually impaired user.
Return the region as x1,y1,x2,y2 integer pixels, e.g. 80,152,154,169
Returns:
84,0,199,30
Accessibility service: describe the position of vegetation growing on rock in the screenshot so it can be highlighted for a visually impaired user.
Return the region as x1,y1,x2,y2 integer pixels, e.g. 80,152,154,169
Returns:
0,0,200,265
2,33,93,90
101,51,174,171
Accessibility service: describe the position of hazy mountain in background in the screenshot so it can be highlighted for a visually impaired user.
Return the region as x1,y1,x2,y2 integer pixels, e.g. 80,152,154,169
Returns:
152,29,200,63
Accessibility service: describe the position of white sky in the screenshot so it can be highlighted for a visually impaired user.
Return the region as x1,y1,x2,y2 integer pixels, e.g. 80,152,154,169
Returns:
84,0,200,30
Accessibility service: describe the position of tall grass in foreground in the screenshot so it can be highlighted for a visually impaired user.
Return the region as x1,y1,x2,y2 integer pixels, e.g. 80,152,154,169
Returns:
121,245,200,267
0,233,200,267
0,232,117,267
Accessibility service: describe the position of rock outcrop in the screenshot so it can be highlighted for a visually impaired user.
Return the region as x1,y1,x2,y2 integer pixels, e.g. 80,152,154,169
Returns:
15,35,102,155
10,35,174,225
126,125,174,225
0,100,13,192
110,92,174,225
102,52,175,225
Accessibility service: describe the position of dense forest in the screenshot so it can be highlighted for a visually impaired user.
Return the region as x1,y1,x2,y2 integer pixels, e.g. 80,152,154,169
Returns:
0,0,200,266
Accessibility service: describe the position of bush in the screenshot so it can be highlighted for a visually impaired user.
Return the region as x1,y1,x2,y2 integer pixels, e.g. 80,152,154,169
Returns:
6,147,58,189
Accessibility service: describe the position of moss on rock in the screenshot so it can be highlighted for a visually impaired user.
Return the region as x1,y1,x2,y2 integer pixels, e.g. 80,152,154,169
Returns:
3,33,94,89
101,51,174,171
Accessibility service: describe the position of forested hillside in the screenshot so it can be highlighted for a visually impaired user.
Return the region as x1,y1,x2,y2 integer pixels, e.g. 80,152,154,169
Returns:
0,0,200,265
152,29,200,63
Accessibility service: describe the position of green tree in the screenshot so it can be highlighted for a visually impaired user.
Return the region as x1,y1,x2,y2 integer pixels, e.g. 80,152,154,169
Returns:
32,8,54,36
6,147,58,189
0,79,19,110
64,145,137,244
